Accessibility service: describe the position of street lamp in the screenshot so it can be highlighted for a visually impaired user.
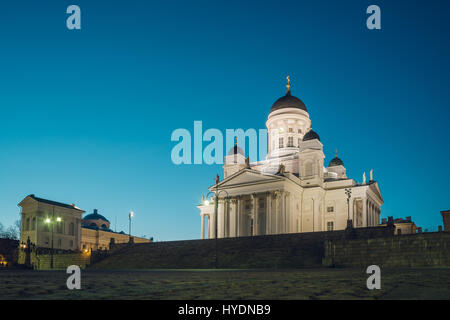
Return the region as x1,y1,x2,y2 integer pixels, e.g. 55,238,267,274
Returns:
45,211,62,269
345,188,352,228
128,211,134,237
204,175,229,269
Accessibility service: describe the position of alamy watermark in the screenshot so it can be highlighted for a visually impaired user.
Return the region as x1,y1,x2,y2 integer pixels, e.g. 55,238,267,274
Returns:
171,121,268,165
66,265,81,290
366,265,381,290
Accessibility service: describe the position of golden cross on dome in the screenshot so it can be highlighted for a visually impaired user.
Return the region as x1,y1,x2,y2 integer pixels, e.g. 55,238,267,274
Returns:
335,148,338,158
234,136,238,145
286,75,291,91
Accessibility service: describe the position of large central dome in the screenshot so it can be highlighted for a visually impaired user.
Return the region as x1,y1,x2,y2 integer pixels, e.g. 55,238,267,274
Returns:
270,90,307,113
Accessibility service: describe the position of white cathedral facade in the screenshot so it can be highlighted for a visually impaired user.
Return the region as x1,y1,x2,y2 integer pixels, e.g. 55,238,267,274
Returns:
197,79,383,239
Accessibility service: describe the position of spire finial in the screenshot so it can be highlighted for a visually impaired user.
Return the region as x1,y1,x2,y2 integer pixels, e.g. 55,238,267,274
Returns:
286,75,291,94
234,136,237,145
335,148,338,158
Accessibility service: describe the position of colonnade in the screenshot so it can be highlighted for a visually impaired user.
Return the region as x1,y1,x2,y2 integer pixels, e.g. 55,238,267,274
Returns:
200,191,291,239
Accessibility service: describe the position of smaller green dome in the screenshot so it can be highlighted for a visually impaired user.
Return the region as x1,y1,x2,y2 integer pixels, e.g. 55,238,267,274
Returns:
329,156,344,167
303,129,320,142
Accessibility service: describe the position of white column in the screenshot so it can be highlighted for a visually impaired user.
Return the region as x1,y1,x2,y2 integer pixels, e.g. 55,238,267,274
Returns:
230,199,236,237
362,198,367,227
210,209,216,239
252,194,258,236
207,215,211,239
201,214,205,239
236,196,241,237
274,192,279,234
371,203,374,226
224,200,229,237
279,191,284,234
217,200,222,238
285,192,290,233
266,192,271,235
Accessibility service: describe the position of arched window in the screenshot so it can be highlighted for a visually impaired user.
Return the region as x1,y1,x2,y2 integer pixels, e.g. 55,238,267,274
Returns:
279,137,284,148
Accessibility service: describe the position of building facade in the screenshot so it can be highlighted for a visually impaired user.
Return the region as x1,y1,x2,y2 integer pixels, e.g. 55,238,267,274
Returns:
380,217,417,235
19,195,151,252
197,79,384,239
81,209,151,251
19,194,84,251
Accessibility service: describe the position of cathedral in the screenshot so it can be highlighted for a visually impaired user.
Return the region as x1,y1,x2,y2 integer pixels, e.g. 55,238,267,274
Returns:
197,78,383,239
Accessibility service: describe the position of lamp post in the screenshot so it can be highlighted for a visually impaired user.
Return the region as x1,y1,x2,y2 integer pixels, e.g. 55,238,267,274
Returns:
45,209,62,269
128,211,134,237
204,175,229,269
345,188,352,228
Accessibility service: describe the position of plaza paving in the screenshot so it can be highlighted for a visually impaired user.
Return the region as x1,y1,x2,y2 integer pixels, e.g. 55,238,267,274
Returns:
0,267,449,300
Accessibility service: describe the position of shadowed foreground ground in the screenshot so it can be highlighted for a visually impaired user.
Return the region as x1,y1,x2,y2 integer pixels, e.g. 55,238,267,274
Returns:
1,268,449,300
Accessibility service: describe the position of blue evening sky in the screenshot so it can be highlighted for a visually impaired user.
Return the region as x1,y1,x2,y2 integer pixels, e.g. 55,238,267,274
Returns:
0,0,449,240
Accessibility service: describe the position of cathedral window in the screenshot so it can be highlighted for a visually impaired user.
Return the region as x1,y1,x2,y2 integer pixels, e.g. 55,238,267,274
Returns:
32,217,36,230
26,218,30,231
287,137,294,147
298,129,302,134
279,137,284,148
327,206,334,213
298,138,301,147
327,221,334,231
288,128,294,133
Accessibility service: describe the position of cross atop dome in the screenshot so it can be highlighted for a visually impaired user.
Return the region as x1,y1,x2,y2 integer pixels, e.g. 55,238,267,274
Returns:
270,76,307,113
286,75,291,95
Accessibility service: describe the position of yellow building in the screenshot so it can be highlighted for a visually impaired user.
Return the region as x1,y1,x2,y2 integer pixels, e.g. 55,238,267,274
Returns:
19,195,84,251
380,216,417,235
81,209,150,251
19,195,151,252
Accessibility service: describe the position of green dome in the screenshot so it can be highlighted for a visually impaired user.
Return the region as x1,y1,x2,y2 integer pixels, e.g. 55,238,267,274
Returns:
329,156,344,167
303,129,320,142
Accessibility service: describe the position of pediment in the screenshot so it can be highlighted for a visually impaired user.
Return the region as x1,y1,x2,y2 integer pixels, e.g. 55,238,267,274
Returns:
211,169,284,190
369,182,384,203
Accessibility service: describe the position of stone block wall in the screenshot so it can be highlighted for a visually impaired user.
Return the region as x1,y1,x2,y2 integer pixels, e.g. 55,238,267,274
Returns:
323,232,450,267
18,250,90,270
90,226,395,269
